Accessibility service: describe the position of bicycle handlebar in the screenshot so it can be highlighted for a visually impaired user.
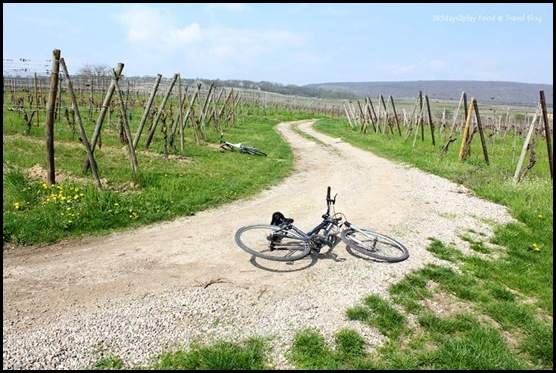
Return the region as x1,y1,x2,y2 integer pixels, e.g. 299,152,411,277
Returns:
324,186,338,217
326,186,336,204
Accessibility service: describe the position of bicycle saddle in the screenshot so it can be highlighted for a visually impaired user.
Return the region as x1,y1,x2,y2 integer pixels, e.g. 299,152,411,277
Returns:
270,211,294,225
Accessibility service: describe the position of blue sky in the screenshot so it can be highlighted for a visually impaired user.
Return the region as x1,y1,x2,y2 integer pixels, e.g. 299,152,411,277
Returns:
3,3,553,85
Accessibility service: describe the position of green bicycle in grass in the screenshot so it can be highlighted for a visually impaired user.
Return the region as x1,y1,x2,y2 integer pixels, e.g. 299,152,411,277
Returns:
219,133,267,156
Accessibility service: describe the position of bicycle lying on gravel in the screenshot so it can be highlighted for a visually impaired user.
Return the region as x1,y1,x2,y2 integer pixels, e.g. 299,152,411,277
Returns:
219,133,267,156
235,186,409,262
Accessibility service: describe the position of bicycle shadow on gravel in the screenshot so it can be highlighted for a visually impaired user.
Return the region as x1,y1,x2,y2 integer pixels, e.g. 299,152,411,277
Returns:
248,245,347,273
249,254,316,273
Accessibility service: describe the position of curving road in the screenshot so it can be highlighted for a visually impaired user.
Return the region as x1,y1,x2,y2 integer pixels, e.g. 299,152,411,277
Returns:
3,120,515,369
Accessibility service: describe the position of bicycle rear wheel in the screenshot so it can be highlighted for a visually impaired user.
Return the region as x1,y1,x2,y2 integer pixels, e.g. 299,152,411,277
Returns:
341,228,409,262
235,224,311,261
241,146,267,156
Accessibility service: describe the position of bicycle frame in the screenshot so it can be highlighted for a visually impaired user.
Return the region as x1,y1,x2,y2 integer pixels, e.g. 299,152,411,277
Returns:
275,187,342,249
220,140,242,150
220,134,267,156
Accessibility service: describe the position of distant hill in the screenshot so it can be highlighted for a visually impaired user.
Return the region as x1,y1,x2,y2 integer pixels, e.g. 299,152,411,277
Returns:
304,80,553,108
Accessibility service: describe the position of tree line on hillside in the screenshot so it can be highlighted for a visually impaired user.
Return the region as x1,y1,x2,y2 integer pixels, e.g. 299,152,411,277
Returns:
77,63,360,101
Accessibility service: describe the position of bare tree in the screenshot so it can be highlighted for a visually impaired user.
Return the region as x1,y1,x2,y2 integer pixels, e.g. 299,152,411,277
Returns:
78,63,112,90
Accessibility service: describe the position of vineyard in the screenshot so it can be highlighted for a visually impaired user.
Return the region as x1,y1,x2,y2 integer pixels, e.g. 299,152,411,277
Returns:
3,52,553,371
3,50,553,190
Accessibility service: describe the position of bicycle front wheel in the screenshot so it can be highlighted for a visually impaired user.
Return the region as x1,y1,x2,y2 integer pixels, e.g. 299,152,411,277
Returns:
341,228,409,262
235,224,311,261
220,143,234,151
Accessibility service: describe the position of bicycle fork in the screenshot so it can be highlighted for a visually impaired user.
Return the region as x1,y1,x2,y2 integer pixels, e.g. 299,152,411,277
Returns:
344,222,378,250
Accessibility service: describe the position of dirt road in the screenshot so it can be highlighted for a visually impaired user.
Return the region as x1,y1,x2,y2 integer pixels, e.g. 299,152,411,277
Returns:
3,120,514,369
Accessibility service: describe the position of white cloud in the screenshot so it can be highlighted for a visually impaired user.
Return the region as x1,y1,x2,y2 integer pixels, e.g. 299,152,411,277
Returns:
112,5,320,81
116,6,203,57
168,23,203,44
117,6,172,43
117,5,304,65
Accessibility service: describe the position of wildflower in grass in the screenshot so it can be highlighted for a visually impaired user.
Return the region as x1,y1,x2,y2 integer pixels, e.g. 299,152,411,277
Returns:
64,220,74,230
128,209,139,219
14,202,20,210
529,243,541,252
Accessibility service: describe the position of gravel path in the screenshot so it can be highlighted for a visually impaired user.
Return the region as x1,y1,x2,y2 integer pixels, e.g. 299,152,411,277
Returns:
3,120,515,369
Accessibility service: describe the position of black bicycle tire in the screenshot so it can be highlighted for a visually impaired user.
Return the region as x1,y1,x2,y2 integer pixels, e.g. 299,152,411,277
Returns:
341,228,409,262
235,224,311,261
242,146,267,156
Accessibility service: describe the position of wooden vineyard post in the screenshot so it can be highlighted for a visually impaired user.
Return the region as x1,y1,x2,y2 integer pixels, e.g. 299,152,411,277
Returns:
380,94,394,134
539,90,553,180
458,97,475,161
210,87,224,133
60,58,102,189
344,103,355,129
419,91,424,141
146,73,178,149
366,97,378,133
473,99,489,165
357,100,367,133
112,68,139,173
389,95,401,136
45,49,61,186
90,63,123,153
182,86,201,144
133,74,161,149
230,89,240,128
425,94,436,146
34,72,40,127
175,74,184,150
218,88,233,128
513,107,539,183
462,92,468,126
199,83,215,138
412,94,425,147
